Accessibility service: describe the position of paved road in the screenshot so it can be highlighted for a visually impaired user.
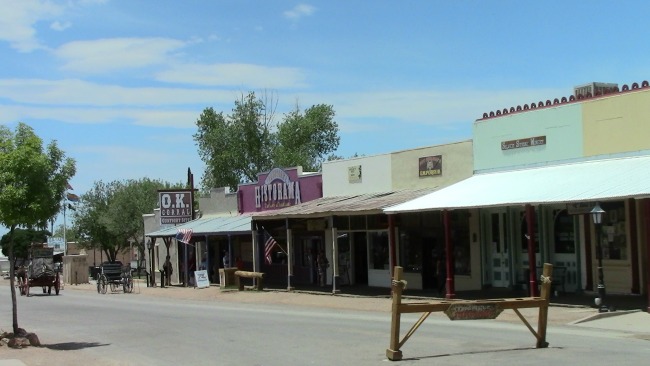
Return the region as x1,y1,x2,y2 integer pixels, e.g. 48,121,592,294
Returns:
1,283,650,365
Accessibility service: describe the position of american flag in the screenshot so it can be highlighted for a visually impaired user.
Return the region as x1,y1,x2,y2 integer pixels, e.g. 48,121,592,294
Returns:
176,229,193,244
264,231,278,265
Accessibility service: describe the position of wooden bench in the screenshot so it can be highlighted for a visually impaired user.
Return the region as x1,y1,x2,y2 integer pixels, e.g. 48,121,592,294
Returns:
386,263,554,361
234,270,265,291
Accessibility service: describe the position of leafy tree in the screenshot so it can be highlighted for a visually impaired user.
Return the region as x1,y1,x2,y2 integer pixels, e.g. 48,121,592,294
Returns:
0,122,76,334
194,91,340,191
274,103,340,171
0,228,50,265
72,178,179,263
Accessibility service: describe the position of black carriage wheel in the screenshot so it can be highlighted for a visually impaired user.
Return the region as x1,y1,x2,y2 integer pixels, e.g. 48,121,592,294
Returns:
55,278,60,295
47,286,51,295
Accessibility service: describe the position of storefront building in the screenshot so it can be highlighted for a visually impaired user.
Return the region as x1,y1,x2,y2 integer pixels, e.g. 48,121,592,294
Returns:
237,166,323,287
387,81,650,309
253,141,474,291
144,187,248,286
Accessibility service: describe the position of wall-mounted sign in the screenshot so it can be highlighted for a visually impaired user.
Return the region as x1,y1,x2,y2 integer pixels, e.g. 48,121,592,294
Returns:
567,202,596,215
501,136,546,150
159,189,193,225
348,165,362,183
419,155,442,177
255,168,302,209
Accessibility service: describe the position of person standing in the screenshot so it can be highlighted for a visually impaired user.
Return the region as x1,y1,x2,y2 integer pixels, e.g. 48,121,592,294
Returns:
223,251,230,268
162,256,173,287
316,250,329,287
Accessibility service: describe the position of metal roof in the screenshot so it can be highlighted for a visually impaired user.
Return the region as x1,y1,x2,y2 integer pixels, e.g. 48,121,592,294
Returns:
385,154,650,213
253,188,435,220
145,214,252,237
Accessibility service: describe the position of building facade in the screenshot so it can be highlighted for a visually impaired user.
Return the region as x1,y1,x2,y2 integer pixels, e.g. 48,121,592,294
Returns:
388,80,650,309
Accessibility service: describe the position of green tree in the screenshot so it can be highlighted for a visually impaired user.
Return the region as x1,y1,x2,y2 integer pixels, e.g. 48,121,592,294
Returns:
72,178,179,263
0,122,76,334
194,91,340,191
0,228,51,265
274,103,340,170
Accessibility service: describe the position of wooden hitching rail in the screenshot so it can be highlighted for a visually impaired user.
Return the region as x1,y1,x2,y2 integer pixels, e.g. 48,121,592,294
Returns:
386,263,554,361
234,270,265,291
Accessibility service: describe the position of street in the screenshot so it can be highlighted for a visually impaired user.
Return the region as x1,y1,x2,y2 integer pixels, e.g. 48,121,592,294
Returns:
1,284,650,365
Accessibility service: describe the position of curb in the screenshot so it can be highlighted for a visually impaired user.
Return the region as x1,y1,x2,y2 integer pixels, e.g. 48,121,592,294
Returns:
569,309,641,325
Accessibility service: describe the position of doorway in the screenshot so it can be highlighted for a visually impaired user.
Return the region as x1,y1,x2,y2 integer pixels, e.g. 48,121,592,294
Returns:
490,212,510,287
353,232,368,285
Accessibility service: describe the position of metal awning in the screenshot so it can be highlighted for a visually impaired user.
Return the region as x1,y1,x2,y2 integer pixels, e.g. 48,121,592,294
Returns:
253,189,435,220
385,154,650,213
145,214,252,237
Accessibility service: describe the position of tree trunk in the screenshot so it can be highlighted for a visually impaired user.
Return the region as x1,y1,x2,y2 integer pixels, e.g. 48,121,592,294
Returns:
8,226,19,334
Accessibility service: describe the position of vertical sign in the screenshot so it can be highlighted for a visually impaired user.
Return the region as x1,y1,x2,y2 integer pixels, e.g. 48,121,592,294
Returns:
159,189,193,225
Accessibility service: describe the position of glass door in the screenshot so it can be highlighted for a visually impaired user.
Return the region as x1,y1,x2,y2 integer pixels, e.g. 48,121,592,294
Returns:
490,212,510,287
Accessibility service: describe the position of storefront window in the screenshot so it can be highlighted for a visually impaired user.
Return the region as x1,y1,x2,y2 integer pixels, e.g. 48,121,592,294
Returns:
599,202,627,260
554,210,575,254
369,231,389,270
451,211,471,276
399,231,422,273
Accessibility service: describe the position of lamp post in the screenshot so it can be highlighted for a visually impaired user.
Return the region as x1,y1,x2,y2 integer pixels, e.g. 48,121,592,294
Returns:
146,240,153,288
590,203,609,313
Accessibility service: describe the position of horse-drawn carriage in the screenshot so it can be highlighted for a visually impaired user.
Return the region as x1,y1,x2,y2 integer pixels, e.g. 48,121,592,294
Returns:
96,261,133,294
16,246,61,296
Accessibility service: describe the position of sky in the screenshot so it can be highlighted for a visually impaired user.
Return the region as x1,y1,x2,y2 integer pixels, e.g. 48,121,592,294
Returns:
1,0,650,235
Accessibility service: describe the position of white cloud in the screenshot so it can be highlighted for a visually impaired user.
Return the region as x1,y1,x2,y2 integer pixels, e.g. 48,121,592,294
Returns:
0,103,201,128
0,0,63,52
50,20,71,31
155,63,307,88
0,76,566,132
283,4,316,20
0,78,237,106
307,88,567,127
54,37,187,73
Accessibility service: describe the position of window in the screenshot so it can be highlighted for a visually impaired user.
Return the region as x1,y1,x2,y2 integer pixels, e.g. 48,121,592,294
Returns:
599,201,627,260
399,231,422,273
369,231,389,270
554,210,575,254
451,211,471,276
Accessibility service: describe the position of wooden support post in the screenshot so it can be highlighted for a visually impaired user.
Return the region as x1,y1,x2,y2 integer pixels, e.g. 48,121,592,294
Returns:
386,266,404,361
536,263,553,348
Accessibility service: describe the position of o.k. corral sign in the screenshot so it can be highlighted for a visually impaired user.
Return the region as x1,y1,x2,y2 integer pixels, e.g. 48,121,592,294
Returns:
159,189,193,225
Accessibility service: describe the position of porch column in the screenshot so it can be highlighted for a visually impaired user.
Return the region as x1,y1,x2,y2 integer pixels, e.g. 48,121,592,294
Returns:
388,214,397,278
583,214,593,292
526,204,538,297
644,199,650,313
332,223,340,294
443,210,455,299
629,199,640,294
286,222,294,291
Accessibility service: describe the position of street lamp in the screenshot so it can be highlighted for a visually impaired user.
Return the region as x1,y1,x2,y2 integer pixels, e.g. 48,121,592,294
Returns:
590,203,609,313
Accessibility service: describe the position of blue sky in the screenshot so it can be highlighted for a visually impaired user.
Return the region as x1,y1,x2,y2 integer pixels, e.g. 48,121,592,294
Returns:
1,0,649,234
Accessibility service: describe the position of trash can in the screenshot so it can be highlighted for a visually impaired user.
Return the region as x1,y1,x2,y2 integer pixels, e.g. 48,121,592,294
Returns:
219,267,238,288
